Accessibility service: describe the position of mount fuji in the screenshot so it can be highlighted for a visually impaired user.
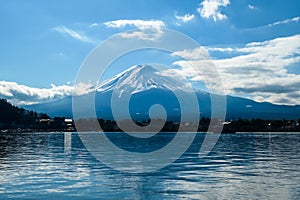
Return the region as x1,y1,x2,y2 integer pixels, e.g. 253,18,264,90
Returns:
24,65,300,120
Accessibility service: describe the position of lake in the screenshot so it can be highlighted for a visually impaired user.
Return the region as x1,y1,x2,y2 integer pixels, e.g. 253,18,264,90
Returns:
0,132,299,199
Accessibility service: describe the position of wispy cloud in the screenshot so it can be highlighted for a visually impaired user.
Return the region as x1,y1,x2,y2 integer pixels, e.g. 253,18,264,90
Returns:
197,0,230,22
175,13,195,23
104,19,165,41
268,16,300,27
172,34,300,105
241,16,300,32
89,23,99,28
53,26,95,44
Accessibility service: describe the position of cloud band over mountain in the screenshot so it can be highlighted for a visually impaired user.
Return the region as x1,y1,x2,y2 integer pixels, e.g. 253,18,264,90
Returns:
172,34,300,105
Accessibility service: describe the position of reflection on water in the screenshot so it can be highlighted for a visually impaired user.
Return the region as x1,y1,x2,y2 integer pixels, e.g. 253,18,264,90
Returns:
0,132,299,199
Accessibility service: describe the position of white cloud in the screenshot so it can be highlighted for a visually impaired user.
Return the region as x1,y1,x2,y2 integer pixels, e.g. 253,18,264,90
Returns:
268,16,300,27
0,81,74,105
172,34,300,105
197,0,230,22
175,13,195,23
172,47,210,60
104,19,165,41
53,26,95,44
0,81,94,106
104,19,165,29
248,4,256,10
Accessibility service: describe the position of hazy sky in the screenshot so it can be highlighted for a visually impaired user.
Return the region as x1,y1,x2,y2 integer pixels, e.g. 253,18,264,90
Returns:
0,0,300,105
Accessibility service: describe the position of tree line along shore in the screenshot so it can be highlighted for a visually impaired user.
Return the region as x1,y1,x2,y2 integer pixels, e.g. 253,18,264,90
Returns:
1,98,300,133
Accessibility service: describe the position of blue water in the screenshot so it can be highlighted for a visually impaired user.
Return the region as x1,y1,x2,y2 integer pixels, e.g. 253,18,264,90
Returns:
0,132,299,199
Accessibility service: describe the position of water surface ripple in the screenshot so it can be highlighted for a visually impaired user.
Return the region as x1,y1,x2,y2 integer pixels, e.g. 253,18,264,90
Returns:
0,132,299,199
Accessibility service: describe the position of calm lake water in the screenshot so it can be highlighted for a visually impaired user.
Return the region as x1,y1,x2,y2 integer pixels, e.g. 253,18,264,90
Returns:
0,132,299,199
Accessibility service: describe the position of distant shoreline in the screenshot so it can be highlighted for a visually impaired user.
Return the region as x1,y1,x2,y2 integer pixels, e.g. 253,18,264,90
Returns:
2,130,300,134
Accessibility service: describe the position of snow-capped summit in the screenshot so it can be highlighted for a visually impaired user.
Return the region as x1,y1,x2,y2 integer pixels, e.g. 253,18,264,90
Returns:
96,65,191,94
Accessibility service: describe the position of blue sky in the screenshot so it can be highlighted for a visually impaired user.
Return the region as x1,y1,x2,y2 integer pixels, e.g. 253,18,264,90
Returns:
0,0,300,105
